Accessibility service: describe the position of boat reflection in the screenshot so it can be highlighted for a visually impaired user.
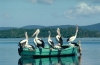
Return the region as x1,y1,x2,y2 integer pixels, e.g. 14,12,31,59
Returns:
18,56,81,65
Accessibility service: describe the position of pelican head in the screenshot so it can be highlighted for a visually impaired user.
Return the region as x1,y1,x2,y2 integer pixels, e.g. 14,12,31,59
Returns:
32,29,40,37
57,28,61,36
25,32,27,35
25,32,28,39
78,40,81,47
48,31,51,35
78,40,82,55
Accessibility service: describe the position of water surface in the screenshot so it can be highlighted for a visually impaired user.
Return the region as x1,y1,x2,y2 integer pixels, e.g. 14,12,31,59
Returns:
0,38,100,65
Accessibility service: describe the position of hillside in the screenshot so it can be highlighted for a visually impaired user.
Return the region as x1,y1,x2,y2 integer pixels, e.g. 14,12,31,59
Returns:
0,27,16,30
79,23,100,31
21,23,100,31
0,23,100,31
21,25,45,29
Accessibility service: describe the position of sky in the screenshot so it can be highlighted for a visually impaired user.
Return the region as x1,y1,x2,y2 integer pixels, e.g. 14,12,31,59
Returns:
0,0,100,27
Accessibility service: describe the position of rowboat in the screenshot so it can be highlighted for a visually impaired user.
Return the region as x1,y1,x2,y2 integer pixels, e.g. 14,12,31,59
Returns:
18,45,78,58
18,56,80,65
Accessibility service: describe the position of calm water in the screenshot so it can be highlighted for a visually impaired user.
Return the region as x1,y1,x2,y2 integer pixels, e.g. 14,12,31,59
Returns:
0,38,100,65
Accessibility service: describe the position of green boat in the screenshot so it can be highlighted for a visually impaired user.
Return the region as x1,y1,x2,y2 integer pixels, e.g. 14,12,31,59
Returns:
18,56,81,65
18,45,78,58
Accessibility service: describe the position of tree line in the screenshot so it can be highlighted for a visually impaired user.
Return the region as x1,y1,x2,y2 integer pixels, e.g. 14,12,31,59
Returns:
0,27,100,38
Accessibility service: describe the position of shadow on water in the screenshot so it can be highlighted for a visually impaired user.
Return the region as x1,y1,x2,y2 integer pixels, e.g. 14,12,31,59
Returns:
18,56,82,65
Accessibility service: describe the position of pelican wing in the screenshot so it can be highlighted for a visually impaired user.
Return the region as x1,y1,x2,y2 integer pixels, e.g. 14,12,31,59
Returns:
36,38,43,44
67,36,76,42
49,41,54,47
56,35,63,46
19,39,27,48
20,39,27,43
59,37,63,43
35,38,45,48
40,39,45,48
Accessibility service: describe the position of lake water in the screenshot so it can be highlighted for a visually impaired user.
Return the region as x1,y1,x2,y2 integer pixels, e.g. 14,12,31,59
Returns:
0,38,100,65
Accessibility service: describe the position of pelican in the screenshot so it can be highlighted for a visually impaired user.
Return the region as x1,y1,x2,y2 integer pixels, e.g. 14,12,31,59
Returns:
56,28,63,46
18,32,28,48
32,29,45,48
19,32,34,50
67,24,78,45
77,40,82,55
48,31,54,48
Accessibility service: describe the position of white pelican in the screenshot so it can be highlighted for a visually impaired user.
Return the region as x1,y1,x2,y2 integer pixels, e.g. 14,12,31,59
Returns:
77,40,82,55
48,31,54,48
56,28,63,46
18,32,28,48
32,29,45,48
67,24,78,46
19,32,34,50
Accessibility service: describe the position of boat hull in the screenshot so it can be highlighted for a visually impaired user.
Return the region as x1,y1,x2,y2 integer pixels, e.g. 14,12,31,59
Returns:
18,46,78,58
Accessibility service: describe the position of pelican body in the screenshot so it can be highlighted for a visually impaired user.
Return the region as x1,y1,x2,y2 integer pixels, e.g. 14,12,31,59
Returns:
67,25,78,44
56,28,63,46
32,29,45,48
19,32,34,50
48,31,54,48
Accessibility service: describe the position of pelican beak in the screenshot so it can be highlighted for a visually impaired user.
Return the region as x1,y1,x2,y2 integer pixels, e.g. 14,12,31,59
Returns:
25,32,28,40
32,29,39,37
76,24,78,31
32,32,36,37
57,28,61,36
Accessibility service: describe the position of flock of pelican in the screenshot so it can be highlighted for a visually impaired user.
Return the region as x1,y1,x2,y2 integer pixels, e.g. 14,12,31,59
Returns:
18,25,82,55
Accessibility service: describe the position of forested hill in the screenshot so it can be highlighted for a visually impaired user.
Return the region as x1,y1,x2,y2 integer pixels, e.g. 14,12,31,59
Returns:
0,23,100,38
79,23,100,31
0,27,100,38
21,25,46,29
21,23,100,31
0,23,100,31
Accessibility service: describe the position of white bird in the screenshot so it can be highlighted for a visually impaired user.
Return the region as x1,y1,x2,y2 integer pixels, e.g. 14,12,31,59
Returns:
77,40,82,55
56,28,63,46
48,31,54,48
67,24,78,43
18,32,28,48
19,32,34,50
32,29,45,48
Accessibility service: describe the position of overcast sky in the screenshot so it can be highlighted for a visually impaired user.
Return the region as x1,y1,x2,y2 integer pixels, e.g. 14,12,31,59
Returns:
0,0,100,27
